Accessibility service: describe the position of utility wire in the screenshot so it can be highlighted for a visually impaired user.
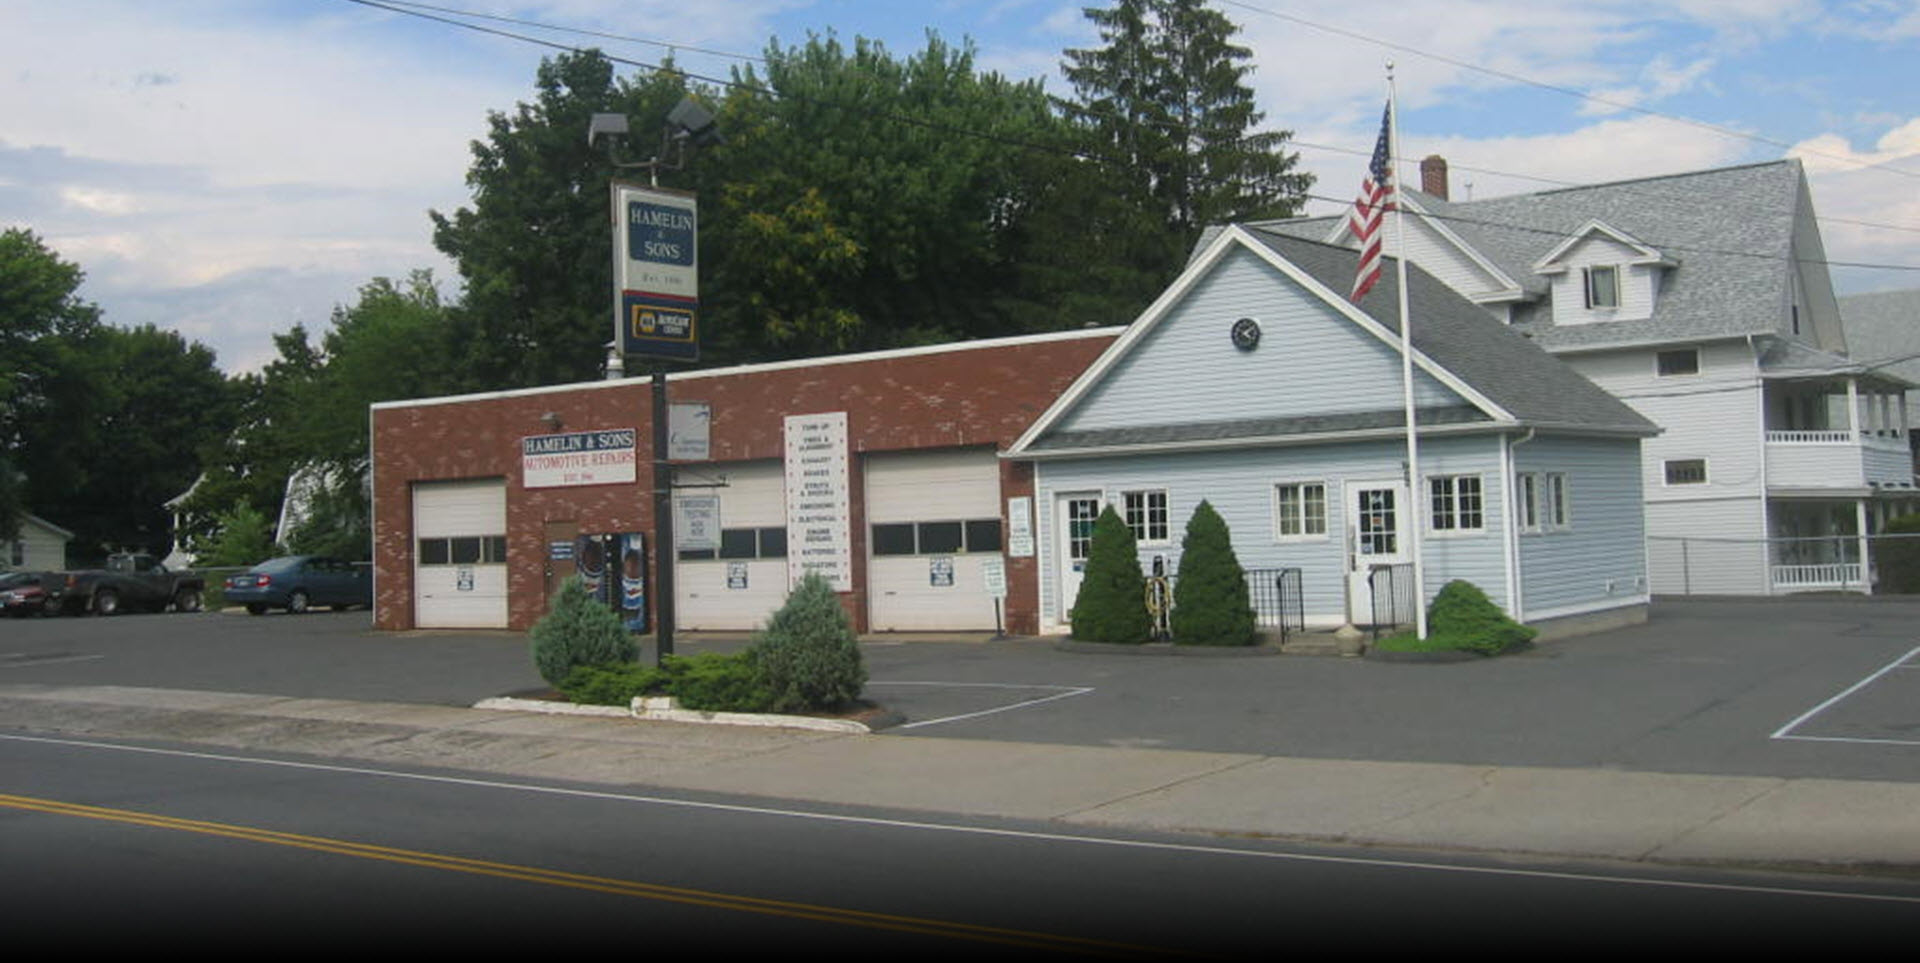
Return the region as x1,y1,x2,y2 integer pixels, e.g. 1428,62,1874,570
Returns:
355,0,1920,240
339,0,1920,274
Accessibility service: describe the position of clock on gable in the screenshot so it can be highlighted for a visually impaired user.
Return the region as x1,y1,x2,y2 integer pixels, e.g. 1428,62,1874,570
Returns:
1230,317,1261,351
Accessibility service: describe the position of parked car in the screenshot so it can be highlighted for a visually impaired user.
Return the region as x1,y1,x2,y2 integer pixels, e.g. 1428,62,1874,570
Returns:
57,553,204,615
1,571,59,617
224,555,371,614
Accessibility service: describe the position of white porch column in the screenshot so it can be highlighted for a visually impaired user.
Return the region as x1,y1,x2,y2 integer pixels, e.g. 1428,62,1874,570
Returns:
1847,378,1861,442
1858,499,1873,595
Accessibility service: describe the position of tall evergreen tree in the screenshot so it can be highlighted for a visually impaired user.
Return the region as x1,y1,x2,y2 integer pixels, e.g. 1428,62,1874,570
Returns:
1169,499,1255,646
1060,0,1313,249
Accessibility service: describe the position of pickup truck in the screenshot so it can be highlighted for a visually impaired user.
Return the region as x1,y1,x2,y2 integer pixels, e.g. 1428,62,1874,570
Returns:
58,553,206,616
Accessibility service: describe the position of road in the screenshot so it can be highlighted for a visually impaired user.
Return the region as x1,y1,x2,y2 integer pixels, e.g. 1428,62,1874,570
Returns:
6,728,1916,952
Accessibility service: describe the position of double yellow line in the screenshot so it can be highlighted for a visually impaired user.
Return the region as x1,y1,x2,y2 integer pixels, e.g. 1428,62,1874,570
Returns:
1,793,1197,957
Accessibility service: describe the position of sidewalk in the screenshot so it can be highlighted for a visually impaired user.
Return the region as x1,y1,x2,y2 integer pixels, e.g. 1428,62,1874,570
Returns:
5,682,1918,877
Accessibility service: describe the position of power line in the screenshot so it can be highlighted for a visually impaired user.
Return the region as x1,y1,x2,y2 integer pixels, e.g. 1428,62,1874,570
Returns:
1216,0,1920,182
339,0,1920,275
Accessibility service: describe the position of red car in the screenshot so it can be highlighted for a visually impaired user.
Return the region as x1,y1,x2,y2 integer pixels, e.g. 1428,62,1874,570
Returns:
0,571,58,617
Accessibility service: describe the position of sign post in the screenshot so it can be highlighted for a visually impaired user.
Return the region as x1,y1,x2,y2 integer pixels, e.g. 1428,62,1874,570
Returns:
612,182,701,665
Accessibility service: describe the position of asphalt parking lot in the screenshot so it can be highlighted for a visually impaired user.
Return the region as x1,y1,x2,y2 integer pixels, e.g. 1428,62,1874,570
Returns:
3,597,1917,783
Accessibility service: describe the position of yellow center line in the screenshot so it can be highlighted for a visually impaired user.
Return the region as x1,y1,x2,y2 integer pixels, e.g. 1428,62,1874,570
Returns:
1,793,1205,958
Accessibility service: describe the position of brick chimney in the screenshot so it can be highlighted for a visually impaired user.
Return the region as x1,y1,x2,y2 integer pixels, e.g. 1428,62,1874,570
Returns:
1420,155,1449,200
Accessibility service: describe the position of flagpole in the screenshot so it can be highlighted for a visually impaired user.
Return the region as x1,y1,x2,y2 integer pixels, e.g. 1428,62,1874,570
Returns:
1388,63,1428,640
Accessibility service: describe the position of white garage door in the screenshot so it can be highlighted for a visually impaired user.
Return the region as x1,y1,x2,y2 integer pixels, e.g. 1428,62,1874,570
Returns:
413,479,508,628
676,461,790,630
866,449,1003,631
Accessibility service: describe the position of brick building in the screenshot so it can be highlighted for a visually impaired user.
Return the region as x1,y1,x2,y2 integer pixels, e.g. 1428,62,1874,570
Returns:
370,329,1119,633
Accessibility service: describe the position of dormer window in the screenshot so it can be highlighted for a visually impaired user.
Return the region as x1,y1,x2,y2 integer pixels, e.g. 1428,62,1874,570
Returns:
1583,265,1620,309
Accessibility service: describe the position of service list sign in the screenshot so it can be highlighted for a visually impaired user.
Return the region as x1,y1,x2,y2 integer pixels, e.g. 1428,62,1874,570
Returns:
522,429,638,488
783,412,851,591
615,183,699,360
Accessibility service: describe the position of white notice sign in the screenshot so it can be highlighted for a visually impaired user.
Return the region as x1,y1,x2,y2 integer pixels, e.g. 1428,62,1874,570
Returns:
1007,496,1034,558
783,412,851,591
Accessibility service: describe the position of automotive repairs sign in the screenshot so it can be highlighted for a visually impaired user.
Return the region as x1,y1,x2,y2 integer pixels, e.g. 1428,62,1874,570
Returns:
614,183,698,361
522,429,637,488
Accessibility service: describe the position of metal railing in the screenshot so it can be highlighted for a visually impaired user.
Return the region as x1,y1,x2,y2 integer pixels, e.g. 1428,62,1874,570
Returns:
1245,567,1304,644
1367,563,1416,640
1140,567,1306,643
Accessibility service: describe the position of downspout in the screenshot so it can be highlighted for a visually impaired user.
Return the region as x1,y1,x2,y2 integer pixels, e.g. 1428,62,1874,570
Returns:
1752,335,1774,595
1503,428,1536,623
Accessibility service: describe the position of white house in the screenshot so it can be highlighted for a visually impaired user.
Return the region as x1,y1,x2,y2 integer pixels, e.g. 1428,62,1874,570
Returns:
1259,159,1917,595
1007,227,1657,637
6,513,71,571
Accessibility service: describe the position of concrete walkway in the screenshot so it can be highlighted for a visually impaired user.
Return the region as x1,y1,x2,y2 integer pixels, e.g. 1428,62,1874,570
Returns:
5,682,1918,878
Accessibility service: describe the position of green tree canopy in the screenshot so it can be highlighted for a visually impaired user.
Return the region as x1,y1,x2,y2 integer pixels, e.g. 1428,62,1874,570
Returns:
1060,0,1313,245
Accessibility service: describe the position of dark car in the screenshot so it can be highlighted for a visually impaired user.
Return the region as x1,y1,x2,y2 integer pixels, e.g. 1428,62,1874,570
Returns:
1,571,58,617
223,555,371,615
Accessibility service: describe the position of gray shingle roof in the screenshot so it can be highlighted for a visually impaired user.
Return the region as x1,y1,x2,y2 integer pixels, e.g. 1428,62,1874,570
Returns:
1244,231,1656,435
1838,289,1920,395
1257,160,1808,351
1024,230,1656,454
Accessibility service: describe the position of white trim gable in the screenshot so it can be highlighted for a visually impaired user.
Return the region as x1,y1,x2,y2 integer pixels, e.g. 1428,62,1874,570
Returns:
1532,219,1675,274
1005,226,1514,457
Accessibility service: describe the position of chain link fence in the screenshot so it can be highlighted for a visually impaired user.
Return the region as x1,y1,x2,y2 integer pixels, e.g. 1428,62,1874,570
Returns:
1649,533,1920,596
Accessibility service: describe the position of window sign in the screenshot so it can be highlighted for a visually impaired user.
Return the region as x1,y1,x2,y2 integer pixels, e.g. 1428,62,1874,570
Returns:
1007,496,1034,557
677,495,720,551
727,562,749,590
929,556,955,587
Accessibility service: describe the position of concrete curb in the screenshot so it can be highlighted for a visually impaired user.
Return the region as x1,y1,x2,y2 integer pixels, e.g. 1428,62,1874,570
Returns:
471,694,886,733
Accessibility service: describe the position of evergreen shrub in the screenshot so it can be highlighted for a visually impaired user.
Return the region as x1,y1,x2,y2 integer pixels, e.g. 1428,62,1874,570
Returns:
751,572,866,712
530,576,638,687
1169,500,1255,646
1069,505,1151,643
1374,579,1537,656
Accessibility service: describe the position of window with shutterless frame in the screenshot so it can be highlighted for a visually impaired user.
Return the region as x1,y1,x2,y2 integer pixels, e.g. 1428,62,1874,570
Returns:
1272,481,1328,539
1583,264,1620,309
1121,489,1170,543
870,518,1002,556
1428,474,1485,533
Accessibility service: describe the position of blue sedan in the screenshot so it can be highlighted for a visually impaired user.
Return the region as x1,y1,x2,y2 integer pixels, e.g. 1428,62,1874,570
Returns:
224,556,371,615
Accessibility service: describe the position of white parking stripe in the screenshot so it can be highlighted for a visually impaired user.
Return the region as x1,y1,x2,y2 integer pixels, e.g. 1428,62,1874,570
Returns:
1771,645,1920,743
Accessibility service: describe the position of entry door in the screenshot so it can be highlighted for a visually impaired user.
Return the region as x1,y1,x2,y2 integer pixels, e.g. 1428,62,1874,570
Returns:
1055,492,1102,623
1345,480,1409,625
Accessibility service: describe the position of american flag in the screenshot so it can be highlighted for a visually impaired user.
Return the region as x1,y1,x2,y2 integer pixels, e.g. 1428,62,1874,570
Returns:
1349,104,1393,303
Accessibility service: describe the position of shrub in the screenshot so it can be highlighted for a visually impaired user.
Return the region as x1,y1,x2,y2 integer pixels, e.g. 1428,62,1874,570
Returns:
666,652,774,712
560,661,668,706
1169,500,1255,646
530,576,639,687
1404,579,1537,656
1069,505,1151,644
1877,514,1920,593
751,572,866,713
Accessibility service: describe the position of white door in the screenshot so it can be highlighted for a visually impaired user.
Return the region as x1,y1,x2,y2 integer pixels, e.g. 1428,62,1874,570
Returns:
413,479,508,629
1345,480,1409,625
1054,492,1102,625
676,461,788,631
867,449,1002,630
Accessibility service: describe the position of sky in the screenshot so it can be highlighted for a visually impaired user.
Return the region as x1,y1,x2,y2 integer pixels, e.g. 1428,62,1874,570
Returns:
4,0,1918,373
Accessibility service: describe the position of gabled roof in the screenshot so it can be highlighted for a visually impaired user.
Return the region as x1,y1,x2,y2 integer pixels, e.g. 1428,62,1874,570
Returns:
1009,228,1655,457
20,513,73,540
1531,219,1676,274
1838,288,1920,389
1257,160,1813,351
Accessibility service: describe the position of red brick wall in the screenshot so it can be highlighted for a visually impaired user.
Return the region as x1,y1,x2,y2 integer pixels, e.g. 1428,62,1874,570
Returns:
372,333,1115,632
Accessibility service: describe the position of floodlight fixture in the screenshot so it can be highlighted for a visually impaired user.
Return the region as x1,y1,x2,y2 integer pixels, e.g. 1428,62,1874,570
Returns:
587,112,630,147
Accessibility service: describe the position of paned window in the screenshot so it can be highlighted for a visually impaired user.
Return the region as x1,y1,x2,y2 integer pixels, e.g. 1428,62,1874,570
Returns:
1273,482,1328,538
1664,459,1708,486
870,519,1002,556
681,526,787,561
417,535,507,565
1429,474,1485,533
1516,472,1570,533
1122,489,1170,543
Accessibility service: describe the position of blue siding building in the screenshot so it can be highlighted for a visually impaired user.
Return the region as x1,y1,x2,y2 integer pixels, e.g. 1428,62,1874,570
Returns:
1007,227,1657,638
